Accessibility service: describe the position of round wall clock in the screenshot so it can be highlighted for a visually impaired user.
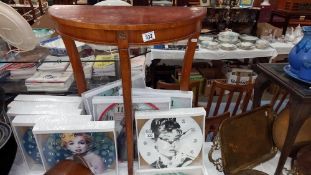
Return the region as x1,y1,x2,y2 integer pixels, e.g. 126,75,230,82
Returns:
138,117,203,168
22,128,42,164
99,103,159,121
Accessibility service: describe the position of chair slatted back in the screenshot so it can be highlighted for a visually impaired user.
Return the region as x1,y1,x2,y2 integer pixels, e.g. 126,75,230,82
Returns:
205,80,254,117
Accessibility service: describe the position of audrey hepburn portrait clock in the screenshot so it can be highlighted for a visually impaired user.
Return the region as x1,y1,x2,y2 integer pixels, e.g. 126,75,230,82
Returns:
135,107,206,171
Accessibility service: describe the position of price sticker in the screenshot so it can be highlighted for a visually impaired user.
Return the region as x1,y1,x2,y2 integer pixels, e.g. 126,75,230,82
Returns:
142,31,155,42
145,129,154,138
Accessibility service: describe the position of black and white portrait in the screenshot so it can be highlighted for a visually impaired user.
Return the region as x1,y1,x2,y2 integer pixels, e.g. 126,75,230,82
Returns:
138,117,203,168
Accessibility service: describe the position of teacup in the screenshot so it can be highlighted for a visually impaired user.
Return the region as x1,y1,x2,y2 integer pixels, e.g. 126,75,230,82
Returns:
201,41,218,50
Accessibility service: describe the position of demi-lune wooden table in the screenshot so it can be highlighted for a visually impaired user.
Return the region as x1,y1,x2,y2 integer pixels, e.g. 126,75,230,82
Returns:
253,63,311,175
49,5,206,175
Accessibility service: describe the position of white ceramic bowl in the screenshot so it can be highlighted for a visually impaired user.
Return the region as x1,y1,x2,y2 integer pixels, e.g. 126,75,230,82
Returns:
255,39,270,49
238,42,255,50
201,41,218,50
219,43,237,51
218,29,239,44
239,34,258,44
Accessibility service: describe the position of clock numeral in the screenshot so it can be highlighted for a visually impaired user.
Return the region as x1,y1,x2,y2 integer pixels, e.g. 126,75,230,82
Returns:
145,129,154,138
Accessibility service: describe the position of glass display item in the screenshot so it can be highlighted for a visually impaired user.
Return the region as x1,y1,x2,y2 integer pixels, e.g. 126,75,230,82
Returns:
287,26,311,82
135,107,206,174
0,1,37,51
33,121,118,174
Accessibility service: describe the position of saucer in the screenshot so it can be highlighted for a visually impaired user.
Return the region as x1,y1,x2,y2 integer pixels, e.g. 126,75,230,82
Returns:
237,42,255,50
219,43,237,51
283,65,311,85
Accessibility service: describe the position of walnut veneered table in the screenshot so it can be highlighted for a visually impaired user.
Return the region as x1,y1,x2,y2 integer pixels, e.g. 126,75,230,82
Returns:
49,5,206,175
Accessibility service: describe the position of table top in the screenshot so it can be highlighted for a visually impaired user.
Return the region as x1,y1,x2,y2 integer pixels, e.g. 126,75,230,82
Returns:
150,46,278,60
255,63,311,101
48,6,206,30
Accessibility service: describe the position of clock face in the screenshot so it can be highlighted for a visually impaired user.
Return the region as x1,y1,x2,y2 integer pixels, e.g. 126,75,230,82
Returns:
99,103,159,121
138,117,203,168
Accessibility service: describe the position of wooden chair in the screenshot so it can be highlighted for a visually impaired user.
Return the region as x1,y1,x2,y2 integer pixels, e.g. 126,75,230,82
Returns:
205,80,254,117
156,80,200,107
270,85,289,114
205,111,230,141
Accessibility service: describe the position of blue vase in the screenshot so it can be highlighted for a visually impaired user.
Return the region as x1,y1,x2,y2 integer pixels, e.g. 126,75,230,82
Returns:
288,26,311,81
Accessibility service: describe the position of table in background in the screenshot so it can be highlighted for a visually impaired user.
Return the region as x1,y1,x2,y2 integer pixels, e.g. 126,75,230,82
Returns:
269,9,311,35
253,63,311,175
150,46,278,61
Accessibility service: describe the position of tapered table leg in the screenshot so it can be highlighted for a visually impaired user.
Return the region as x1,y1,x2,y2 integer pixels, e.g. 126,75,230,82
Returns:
252,73,271,108
180,32,200,91
62,36,87,95
274,96,311,175
117,31,134,175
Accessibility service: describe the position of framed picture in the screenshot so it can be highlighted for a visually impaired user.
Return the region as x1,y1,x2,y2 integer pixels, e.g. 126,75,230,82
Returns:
81,73,146,115
239,0,254,7
135,107,206,172
11,115,91,173
119,88,193,109
33,121,118,175
92,96,170,134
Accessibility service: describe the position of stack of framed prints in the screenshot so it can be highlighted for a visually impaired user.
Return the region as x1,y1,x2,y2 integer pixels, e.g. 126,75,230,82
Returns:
11,115,92,174
92,96,171,133
32,121,118,175
82,73,146,115
135,107,206,175
119,88,193,108
7,99,84,121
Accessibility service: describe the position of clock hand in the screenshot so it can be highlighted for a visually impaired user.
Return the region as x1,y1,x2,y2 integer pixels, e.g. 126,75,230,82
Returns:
180,128,194,139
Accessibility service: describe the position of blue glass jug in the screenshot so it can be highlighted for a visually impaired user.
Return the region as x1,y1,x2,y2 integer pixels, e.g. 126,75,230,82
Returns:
288,26,311,81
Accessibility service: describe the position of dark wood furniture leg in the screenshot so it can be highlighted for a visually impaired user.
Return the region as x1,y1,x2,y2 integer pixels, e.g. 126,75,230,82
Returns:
252,73,271,108
117,31,134,175
269,12,274,24
274,96,311,175
62,36,87,95
282,16,290,35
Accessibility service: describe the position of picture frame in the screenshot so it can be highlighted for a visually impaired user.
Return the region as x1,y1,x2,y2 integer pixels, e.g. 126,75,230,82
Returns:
135,107,206,173
239,0,254,7
7,101,83,121
119,88,193,109
92,96,171,134
11,115,92,173
81,73,146,115
33,121,118,175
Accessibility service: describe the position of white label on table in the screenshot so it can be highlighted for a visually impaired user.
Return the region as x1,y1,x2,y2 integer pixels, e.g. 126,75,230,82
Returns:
142,31,156,42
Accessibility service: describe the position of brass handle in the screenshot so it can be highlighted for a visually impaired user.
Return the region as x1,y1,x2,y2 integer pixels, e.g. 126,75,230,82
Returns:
208,134,223,172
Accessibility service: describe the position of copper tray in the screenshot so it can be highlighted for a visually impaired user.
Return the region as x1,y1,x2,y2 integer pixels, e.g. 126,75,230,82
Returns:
219,105,277,174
